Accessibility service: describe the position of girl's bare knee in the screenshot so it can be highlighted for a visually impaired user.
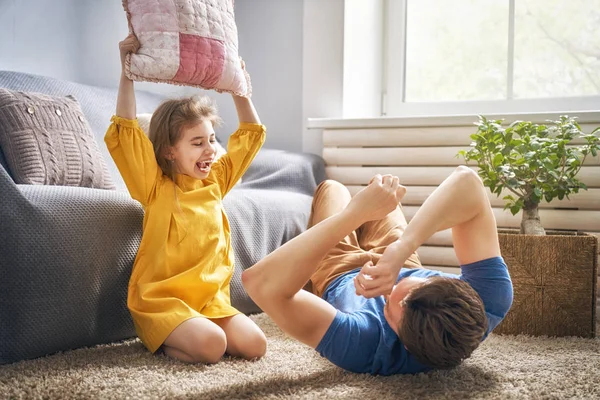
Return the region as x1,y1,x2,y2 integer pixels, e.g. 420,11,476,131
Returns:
187,328,227,364
241,330,267,360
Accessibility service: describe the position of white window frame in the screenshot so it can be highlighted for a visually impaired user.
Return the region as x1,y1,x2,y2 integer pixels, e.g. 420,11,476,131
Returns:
383,0,600,117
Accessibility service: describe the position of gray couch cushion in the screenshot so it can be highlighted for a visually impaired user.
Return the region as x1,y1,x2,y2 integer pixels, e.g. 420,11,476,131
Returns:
0,88,115,189
0,146,8,172
0,165,141,365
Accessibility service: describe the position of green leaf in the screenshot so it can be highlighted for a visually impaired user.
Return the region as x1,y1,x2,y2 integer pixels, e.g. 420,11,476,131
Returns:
493,153,504,167
510,205,521,215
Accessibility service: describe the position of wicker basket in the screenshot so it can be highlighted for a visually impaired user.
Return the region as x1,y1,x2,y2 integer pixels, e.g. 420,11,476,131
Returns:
494,230,598,338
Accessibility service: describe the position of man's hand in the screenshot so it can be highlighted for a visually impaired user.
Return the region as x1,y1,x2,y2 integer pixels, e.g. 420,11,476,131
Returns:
346,174,405,224
354,240,409,298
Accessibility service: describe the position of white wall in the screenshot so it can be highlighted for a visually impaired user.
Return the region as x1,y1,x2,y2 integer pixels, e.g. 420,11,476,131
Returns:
0,0,305,152
301,0,384,154
234,0,304,151
343,0,383,118
302,0,345,155
0,0,82,81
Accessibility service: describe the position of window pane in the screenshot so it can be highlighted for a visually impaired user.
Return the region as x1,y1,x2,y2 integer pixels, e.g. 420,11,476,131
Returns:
514,0,600,98
405,0,509,102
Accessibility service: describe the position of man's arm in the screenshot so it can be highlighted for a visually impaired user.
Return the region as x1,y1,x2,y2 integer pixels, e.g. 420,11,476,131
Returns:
355,166,502,298
242,175,402,348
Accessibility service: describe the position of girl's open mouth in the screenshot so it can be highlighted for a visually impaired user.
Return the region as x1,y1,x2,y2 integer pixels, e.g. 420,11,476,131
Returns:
197,161,211,173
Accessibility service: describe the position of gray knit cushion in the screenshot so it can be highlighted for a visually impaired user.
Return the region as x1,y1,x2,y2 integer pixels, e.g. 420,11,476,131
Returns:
0,88,115,189
0,147,8,173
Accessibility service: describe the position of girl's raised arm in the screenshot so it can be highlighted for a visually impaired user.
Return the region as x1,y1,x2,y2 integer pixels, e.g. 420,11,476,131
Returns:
232,95,260,125
116,34,139,120
231,59,260,124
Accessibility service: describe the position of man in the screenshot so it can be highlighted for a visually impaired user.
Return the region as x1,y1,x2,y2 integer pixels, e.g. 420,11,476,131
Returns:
242,166,513,375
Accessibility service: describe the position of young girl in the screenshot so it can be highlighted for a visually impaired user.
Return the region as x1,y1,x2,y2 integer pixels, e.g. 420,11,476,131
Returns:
105,34,267,364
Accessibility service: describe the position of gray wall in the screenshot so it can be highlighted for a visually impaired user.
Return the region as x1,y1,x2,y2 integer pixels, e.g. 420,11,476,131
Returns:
0,0,304,152
234,0,303,151
0,0,82,81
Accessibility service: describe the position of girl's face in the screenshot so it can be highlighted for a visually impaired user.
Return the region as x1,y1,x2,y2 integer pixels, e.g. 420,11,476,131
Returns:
168,119,217,180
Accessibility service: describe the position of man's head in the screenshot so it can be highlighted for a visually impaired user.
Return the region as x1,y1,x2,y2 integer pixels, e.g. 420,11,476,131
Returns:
384,276,488,369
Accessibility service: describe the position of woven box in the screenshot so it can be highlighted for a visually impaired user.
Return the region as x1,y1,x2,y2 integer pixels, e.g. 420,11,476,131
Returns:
495,230,598,338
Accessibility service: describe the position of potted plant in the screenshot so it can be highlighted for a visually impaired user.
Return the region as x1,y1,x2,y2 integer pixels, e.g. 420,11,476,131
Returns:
459,115,600,337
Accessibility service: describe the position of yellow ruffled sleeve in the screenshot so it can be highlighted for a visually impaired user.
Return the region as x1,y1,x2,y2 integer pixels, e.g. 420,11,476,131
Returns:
104,116,162,206
212,123,266,196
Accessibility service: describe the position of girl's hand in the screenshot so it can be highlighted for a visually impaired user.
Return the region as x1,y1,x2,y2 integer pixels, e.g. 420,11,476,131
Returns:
231,57,250,101
231,58,260,123
119,34,140,70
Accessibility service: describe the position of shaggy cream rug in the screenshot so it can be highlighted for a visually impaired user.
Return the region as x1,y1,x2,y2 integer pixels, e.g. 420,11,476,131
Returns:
1,314,599,400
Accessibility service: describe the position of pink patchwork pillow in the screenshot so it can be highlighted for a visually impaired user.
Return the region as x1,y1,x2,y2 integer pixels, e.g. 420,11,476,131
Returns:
122,0,251,97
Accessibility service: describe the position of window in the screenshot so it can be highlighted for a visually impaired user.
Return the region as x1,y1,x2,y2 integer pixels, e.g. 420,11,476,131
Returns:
385,0,600,116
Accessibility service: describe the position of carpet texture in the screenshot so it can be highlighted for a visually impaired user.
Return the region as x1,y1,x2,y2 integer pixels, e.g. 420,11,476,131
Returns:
1,314,599,400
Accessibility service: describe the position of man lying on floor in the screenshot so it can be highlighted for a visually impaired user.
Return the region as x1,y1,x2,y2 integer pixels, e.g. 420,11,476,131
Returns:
242,167,513,375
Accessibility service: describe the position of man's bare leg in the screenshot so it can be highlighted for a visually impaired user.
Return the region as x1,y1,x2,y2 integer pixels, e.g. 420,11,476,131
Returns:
307,180,370,297
308,180,352,226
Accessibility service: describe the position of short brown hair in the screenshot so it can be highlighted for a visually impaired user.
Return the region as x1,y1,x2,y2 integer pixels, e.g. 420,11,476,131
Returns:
397,277,488,369
148,95,222,179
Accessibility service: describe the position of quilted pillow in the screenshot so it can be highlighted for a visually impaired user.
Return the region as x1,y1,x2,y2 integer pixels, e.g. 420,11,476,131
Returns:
122,0,251,97
0,88,116,189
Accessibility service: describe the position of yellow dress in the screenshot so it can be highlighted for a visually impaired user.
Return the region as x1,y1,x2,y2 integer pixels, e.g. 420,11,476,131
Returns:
105,116,266,352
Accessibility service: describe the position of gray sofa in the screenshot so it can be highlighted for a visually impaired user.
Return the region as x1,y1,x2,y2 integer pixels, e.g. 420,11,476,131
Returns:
0,71,325,364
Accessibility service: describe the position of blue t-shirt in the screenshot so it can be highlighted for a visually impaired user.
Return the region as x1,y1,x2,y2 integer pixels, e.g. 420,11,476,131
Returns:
315,256,513,375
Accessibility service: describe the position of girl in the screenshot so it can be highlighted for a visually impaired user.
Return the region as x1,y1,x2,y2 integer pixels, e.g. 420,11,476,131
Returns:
105,34,267,364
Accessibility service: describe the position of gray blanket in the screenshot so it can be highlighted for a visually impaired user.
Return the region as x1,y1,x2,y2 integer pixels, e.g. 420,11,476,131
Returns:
0,71,325,364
